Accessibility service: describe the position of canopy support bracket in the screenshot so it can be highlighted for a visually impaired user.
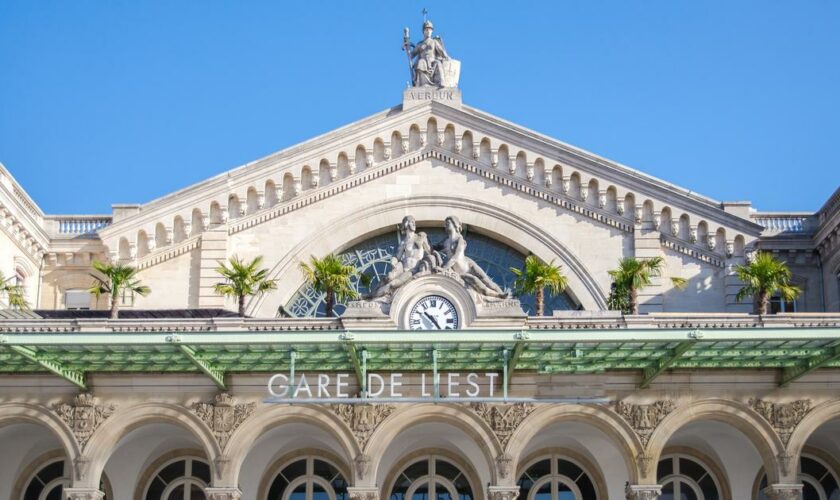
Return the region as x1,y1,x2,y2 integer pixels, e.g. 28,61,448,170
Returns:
177,344,226,390
780,344,840,387
639,340,695,389
6,345,86,389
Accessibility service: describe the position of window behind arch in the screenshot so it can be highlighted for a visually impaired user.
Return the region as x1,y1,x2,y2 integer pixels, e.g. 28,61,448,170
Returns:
516,455,599,500
657,454,721,500
21,458,112,500
755,453,840,500
389,455,473,500
266,456,348,500
144,457,211,500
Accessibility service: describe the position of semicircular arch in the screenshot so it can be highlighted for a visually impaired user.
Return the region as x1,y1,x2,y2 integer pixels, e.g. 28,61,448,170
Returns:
249,195,608,316
505,403,644,485
0,402,81,467
645,399,786,483
221,404,359,486
79,402,220,489
786,400,840,460
364,403,502,487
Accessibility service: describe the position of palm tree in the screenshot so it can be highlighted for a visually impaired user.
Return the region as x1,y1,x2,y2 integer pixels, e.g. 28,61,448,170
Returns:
214,255,278,316
608,257,687,315
510,255,568,316
89,261,151,319
734,252,800,315
0,271,28,310
299,254,367,317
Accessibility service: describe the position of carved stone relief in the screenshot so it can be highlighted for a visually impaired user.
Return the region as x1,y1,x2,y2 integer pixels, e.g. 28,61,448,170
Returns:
614,399,676,447
331,403,395,450
470,403,535,448
748,398,811,446
192,393,256,449
53,393,116,449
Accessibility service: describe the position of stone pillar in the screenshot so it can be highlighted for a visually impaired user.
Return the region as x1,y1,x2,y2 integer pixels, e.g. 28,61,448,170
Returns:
624,484,661,499
762,484,803,499
204,487,243,500
64,488,105,500
348,487,379,500
487,486,519,500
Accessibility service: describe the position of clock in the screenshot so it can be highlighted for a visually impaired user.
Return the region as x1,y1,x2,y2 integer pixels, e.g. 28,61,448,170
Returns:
409,295,460,330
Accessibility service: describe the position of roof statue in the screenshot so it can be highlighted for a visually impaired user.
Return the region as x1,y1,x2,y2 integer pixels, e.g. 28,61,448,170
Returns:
403,18,460,88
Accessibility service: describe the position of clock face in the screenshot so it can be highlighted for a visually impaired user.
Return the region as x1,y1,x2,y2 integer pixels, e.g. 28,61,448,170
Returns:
409,295,460,330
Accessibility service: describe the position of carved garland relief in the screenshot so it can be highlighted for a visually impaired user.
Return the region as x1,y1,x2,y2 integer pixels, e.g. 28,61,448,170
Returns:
53,393,116,449
748,398,812,446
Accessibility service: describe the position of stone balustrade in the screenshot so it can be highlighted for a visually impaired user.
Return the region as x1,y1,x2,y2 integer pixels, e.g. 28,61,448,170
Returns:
45,215,112,238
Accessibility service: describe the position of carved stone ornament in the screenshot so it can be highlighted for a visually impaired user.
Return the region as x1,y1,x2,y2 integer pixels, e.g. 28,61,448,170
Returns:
331,403,395,449
204,487,243,500
614,399,676,446
470,403,535,448
777,452,794,477
74,455,91,481
63,488,105,500
761,484,804,500
192,393,256,449
624,484,662,500
487,487,520,500
348,488,380,500
53,393,116,449
355,453,371,480
495,453,513,479
749,398,811,446
635,452,654,479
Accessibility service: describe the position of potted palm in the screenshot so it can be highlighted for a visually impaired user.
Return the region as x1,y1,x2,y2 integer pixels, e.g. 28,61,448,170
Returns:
734,252,800,315
510,255,568,316
0,271,28,310
608,257,686,314
299,254,367,317
89,261,151,319
214,255,278,316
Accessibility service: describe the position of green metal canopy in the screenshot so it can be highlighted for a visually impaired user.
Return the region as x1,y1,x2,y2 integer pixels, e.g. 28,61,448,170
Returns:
2,327,840,391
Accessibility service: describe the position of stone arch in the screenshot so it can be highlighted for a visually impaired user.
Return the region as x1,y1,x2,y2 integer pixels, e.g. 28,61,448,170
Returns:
137,229,150,258
479,138,492,165
679,213,691,240
78,402,220,489
319,159,332,186
301,165,314,190
249,195,609,316
265,179,278,207
173,215,186,243
605,185,618,212
209,202,223,226
246,186,260,214
364,403,501,487
786,400,840,462
587,179,599,207
191,208,204,236
282,172,295,201
645,399,786,483
461,131,474,156
734,234,746,257
221,404,359,486
256,447,352,500
118,236,132,261
391,131,404,156
355,144,368,172
379,446,485,500
505,404,643,484
373,139,386,163
228,194,242,219
0,402,80,470
533,158,546,186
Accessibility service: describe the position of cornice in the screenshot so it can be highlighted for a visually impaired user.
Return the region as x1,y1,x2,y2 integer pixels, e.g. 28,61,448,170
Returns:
136,235,201,270
659,233,725,268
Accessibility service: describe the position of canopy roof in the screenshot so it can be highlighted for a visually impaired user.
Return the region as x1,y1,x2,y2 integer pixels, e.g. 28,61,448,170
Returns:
2,323,839,391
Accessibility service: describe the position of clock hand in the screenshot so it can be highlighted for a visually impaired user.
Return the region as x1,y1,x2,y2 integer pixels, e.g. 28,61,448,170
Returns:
424,311,442,330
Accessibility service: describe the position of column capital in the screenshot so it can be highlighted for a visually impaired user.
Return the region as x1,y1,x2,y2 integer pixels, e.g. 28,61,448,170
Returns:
64,488,105,500
762,484,803,500
488,486,520,500
625,484,662,500
204,487,243,500
347,486,379,500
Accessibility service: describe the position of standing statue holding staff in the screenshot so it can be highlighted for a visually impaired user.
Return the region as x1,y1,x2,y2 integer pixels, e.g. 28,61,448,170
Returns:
403,14,460,88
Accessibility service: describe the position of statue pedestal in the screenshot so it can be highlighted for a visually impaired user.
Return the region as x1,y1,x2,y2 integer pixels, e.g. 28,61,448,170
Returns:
403,87,462,110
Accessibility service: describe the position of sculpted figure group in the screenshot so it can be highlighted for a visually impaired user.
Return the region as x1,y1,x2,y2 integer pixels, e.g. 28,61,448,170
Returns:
371,215,509,300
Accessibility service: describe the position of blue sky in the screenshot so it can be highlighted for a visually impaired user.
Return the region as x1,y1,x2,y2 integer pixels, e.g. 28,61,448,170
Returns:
1,1,838,214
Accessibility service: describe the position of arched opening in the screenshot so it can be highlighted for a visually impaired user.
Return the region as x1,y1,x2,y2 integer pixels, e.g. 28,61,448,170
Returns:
228,195,242,220
138,452,210,500
191,208,204,237
301,166,314,192
517,451,604,500
209,202,223,227
155,222,169,248
247,187,261,214
137,230,150,258
258,453,349,500
385,454,476,500
284,228,579,317
283,173,296,201
173,216,186,244
657,450,728,500
265,180,278,208
118,237,132,261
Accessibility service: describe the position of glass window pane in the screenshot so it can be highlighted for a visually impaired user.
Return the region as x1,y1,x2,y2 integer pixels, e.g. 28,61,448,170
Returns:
192,461,211,484
577,474,597,500
313,482,331,500
660,481,675,500
525,460,551,482
190,484,207,500
45,485,64,500
556,459,583,481
698,474,719,500
282,459,308,480
678,458,707,482
159,461,186,484
534,482,551,500
801,457,825,478
267,474,289,500
435,460,462,481
412,483,429,500
289,483,307,500
678,481,698,500
403,460,429,481
657,459,673,481
165,484,186,500
314,460,339,481
802,482,820,500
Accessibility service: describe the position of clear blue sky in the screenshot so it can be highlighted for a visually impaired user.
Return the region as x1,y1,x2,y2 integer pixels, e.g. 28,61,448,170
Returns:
1,1,838,214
